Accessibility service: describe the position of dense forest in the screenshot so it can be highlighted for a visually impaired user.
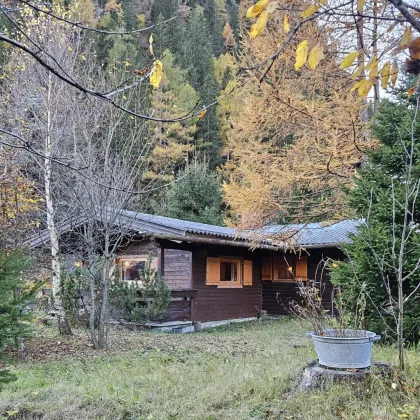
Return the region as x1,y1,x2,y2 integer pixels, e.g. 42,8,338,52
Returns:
0,0,368,231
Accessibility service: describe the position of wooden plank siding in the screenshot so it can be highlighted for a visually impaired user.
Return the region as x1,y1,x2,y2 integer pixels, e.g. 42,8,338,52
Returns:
163,249,192,290
262,248,344,316
191,246,262,322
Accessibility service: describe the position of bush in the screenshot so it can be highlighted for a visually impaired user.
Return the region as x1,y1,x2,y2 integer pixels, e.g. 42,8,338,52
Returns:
60,266,89,326
0,248,42,387
110,254,171,323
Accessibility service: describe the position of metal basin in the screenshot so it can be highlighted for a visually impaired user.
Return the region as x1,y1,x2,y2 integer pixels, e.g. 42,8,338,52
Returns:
307,329,381,369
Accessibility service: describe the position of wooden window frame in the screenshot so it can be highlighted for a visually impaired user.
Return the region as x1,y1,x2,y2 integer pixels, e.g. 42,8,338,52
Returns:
205,257,253,288
117,256,150,282
263,256,308,283
218,257,243,288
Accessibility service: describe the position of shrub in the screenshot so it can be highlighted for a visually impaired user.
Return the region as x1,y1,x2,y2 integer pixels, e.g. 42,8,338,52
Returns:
60,266,89,326
110,254,171,323
0,248,41,387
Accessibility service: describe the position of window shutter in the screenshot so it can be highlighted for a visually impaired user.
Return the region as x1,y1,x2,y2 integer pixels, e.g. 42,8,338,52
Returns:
262,258,273,281
206,257,220,285
243,260,253,285
295,255,308,281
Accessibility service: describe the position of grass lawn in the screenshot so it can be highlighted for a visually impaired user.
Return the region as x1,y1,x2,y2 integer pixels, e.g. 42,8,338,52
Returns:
1,318,420,419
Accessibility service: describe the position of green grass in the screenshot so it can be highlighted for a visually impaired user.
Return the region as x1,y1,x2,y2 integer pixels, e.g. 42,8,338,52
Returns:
1,318,420,419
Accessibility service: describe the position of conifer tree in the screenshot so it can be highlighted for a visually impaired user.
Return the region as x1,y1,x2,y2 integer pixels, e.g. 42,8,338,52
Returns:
331,96,420,345
156,163,224,225
144,50,198,183
0,249,40,386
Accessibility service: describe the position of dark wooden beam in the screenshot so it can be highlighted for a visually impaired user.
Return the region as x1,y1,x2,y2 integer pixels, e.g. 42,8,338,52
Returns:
159,246,165,276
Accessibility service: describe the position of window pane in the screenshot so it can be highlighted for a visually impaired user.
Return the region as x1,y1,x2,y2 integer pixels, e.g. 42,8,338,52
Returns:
220,261,238,281
122,261,145,281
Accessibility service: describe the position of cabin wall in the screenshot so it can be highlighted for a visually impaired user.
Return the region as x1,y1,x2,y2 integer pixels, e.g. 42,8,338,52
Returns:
191,246,262,322
116,239,159,271
262,248,344,316
116,239,193,321
163,249,192,290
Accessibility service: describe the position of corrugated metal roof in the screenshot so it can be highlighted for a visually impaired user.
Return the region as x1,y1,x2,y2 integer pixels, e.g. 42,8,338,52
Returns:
120,210,237,238
261,219,362,247
28,208,361,249
120,210,361,247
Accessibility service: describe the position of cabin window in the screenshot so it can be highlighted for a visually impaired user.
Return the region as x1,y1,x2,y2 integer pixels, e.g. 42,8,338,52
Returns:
220,260,240,285
118,258,146,282
262,255,307,282
206,257,253,287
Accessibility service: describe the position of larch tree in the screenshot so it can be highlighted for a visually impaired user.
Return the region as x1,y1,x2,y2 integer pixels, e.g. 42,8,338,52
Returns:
222,2,371,238
144,50,198,185
0,149,40,249
240,0,420,101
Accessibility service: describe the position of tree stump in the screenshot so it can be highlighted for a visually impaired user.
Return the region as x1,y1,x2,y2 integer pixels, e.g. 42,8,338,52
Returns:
289,360,392,395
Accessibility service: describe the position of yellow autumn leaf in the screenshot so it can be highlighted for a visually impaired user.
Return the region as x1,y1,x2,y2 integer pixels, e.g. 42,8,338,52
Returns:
284,15,290,33
340,51,359,69
408,86,416,98
351,62,364,80
295,40,309,71
357,0,365,14
149,34,154,56
369,61,378,78
400,26,412,47
301,4,319,19
308,43,324,69
246,0,269,18
358,79,373,98
391,63,398,86
249,10,269,39
350,80,363,92
365,55,378,71
380,61,391,89
150,59,163,89
198,109,207,119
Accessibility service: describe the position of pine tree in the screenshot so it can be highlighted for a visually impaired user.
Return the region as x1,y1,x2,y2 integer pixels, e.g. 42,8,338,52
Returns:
143,50,198,184
150,0,183,57
331,96,420,343
156,163,224,225
177,6,224,168
179,6,213,93
0,249,40,386
226,0,239,42
204,0,225,57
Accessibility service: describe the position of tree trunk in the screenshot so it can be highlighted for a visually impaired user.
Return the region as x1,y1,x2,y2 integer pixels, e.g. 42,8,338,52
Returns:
397,281,405,371
45,73,72,336
98,233,110,349
86,224,99,349
97,258,110,349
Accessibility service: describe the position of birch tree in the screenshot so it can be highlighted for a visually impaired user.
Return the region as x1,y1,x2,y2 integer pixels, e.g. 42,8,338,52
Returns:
0,3,92,335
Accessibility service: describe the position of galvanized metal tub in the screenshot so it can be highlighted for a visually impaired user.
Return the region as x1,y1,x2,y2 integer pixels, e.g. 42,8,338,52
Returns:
307,329,381,369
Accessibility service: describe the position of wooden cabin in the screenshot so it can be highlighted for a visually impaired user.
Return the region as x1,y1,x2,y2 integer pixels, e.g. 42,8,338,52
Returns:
29,211,359,324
